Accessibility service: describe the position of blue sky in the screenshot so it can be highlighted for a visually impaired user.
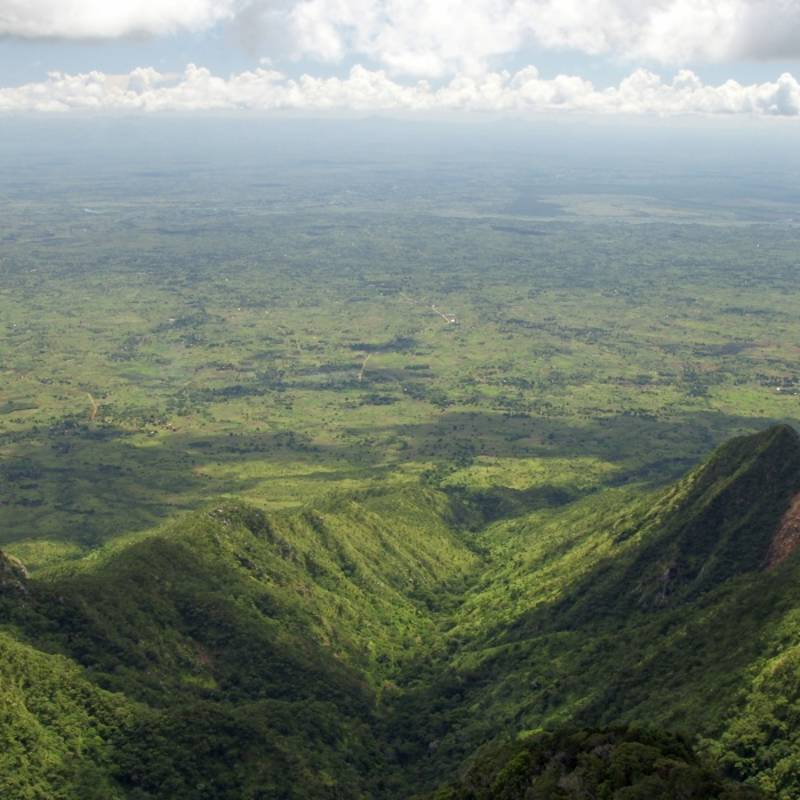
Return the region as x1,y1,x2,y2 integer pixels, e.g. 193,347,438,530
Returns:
2,1,800,115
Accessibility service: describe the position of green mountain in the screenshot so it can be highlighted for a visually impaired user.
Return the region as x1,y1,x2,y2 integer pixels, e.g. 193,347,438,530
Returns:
2,425,800,798
1,489,477,799
392,424,800,796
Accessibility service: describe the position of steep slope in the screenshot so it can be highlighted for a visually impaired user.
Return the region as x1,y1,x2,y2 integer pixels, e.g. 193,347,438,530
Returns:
33,487,478,694
605,423,800,609
711,634,800,798
1,487,479,799
2,426,800,798
0,629,136,800
391,425,800,797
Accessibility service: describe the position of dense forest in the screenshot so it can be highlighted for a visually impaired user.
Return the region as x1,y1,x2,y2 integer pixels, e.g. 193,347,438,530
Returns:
2,425,800,798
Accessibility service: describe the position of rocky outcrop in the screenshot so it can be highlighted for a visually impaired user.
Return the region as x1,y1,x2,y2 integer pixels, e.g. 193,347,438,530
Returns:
766,492,800,569
0,549,28,595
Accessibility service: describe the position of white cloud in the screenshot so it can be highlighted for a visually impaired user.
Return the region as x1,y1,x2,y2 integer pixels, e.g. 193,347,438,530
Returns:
287,0,524,76
0,0,236,39
270,0,800,76
734,0,800,60
1,63,799,116
3,2,800,75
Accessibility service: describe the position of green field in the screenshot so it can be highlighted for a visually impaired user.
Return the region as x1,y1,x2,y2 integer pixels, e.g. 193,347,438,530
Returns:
2,130,799,565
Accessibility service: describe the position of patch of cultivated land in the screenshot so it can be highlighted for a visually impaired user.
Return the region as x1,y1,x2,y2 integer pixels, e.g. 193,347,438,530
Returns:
1,155,799,565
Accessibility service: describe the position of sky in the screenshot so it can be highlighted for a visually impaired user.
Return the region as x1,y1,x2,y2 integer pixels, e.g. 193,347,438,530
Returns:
2,0,800,115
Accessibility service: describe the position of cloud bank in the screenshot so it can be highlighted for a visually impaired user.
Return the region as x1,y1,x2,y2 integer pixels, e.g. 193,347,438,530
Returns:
282,0,757,76
3,1,799,116
3,1,800,76
2,63,799,116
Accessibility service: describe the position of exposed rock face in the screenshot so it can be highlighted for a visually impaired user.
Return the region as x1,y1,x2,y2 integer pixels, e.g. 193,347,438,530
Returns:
766,492,800,570
0,549,28,594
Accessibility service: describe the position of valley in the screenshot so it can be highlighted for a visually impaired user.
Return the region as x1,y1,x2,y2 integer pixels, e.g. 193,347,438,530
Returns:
3,425,800,797
2,129,800,568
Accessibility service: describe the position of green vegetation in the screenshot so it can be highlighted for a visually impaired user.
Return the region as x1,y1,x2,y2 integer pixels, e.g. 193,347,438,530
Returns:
1,426,800,797
423,727,765,799
1,488,478,798
3,137,800,797
385,427,800,790
2,146,800,561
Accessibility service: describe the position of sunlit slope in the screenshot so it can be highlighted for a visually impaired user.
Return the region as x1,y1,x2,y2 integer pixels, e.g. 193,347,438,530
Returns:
0,628,135,800
1,487,478,799
0,548,131,799
34,487,478,691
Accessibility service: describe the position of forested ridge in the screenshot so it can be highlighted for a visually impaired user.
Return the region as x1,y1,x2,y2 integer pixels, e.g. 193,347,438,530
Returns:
3,425,800,798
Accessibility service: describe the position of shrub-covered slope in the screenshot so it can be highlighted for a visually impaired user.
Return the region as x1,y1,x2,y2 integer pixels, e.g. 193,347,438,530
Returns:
422,727,765,800
0,629,136,800
0,487,478,799
393,425,800,797
3,426,800,798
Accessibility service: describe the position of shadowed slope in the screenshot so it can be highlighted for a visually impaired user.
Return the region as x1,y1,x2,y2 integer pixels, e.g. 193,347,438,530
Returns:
622,423,800,607
392,426,800,797
421,727,765,800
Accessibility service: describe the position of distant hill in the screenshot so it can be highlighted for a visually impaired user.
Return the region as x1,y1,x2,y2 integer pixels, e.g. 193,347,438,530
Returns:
2,425,800,798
